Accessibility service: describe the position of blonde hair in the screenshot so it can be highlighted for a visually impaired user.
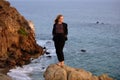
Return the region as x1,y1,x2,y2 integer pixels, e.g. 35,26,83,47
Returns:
54,14,63,24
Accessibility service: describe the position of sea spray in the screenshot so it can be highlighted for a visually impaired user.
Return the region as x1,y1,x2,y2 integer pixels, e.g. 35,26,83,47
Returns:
7,40,57,80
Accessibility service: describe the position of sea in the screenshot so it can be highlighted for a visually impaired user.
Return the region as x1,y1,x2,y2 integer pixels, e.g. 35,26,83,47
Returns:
7,0,120,80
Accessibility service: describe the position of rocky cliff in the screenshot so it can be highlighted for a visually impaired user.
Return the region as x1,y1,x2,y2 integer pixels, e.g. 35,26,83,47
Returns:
0,0,43,68
44,64,113,80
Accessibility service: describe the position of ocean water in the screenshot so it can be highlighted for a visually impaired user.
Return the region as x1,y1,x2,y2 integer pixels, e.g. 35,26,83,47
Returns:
7,0,120,80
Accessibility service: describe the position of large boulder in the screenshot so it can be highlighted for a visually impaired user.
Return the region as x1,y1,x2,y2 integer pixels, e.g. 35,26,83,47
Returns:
0,0,43,68
44,64,113,80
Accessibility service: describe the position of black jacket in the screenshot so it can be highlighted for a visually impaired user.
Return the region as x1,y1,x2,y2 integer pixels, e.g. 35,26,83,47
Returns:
52,22,68,41
52,23,68,36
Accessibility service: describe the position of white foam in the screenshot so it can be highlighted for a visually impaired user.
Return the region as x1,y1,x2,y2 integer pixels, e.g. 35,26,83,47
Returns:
7,40,57,80
7,56,50,80
7,71,31,80
37,40,56,56
7,65,33,80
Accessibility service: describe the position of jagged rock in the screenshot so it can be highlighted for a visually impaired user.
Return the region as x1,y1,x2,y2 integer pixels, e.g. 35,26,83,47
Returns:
44,64,113,80
0,0,43,68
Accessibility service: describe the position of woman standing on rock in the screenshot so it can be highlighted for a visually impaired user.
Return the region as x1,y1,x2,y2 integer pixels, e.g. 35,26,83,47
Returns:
52,14,68,66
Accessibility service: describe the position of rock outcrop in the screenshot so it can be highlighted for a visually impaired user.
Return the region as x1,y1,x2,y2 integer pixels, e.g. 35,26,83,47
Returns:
0,0,43,68
44,64,113,80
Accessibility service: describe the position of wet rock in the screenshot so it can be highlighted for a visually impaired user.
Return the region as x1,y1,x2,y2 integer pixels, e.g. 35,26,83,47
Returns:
42,67,45,69
96,21,99,24
46,56,52,58
44,64,113,80
81,49,86,52
46,52,50,55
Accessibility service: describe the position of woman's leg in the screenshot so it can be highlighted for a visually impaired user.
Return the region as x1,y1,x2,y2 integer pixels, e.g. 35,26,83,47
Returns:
54,40,65,65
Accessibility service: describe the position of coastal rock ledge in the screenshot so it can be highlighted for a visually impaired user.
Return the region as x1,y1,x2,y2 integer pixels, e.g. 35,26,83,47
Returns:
44,64,113,80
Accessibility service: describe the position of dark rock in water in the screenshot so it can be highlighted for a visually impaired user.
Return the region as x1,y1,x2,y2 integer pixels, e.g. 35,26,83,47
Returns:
43,47,51,56
42,67,45,69
46,56,52,58
96,21,99,24
46,41,51,44
81,49,86,52
43,47,46,49
43,47,47,53
46,52,50,55
101,23,104,24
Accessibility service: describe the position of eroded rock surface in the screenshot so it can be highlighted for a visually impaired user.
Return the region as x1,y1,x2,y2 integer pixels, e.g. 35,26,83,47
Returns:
0,0,43,68
44,64,113,80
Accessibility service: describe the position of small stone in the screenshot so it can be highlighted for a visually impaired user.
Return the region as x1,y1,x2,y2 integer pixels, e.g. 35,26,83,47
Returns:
81,49,86,52
96,21,99,24
46,52,50,55
42,67,45,69
46,56,52,58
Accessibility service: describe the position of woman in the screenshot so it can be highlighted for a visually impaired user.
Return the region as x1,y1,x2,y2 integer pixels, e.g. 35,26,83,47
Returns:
52,14,68,66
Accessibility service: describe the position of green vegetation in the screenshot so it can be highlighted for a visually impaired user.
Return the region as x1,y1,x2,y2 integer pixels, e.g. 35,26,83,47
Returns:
18,27,28,36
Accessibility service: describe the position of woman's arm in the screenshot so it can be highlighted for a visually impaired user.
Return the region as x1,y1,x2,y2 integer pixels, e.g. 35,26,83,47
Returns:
52,24,56,36
64,23,68,36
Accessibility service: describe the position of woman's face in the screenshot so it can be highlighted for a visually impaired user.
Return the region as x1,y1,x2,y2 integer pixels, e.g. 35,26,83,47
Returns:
58,16,64,23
